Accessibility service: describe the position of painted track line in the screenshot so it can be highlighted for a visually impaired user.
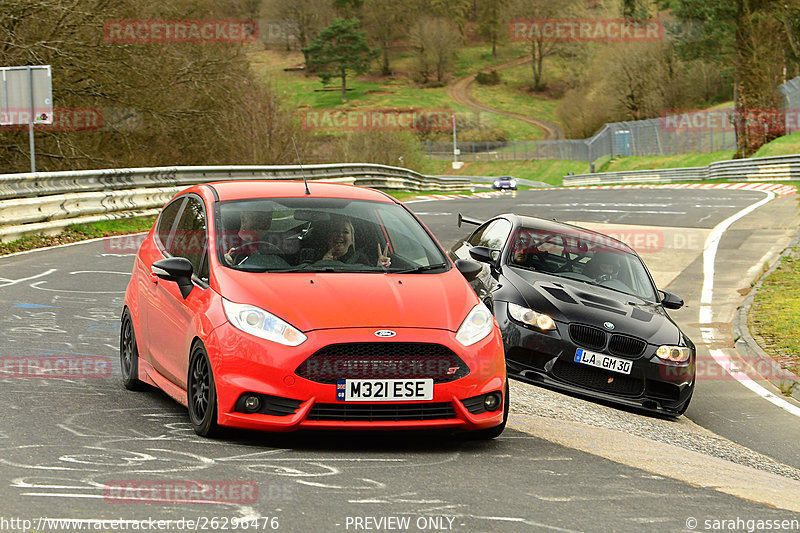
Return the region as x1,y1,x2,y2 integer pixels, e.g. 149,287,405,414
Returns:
699,190,800,417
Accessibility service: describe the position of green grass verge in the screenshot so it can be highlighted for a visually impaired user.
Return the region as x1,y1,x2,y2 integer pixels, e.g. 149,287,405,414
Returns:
753,131,800,158
749,247,800,378
0,216,157,256
600,151,737,173
418,159,589,186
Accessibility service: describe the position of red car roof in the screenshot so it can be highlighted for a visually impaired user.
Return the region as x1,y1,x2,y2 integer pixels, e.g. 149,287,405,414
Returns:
205,180,397,203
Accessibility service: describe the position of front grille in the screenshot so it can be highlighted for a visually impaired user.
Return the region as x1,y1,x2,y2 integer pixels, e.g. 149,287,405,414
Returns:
569,324,607,350
306,402,456,421
552,360,643,396
295,343,468,384
608,334,647,357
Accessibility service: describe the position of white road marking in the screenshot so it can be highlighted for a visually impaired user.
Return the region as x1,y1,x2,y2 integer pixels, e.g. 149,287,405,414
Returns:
699,189,800,418
0,269,56,289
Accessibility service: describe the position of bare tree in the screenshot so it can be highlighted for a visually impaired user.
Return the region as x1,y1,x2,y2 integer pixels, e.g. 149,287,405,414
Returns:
267,0,334,48
0,0,306,172
510,0,585,91
410,17,462,85
362,0,414,76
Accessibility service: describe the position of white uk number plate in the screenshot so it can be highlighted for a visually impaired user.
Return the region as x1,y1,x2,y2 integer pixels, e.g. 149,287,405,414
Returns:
337,379,433,401
574,348,632,375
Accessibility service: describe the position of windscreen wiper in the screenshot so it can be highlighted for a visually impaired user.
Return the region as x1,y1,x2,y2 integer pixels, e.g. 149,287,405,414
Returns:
389,263,447,274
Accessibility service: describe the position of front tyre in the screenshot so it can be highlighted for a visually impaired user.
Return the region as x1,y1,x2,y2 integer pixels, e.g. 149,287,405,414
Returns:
120,309,146,391
187,344,220,437
469,380,510,440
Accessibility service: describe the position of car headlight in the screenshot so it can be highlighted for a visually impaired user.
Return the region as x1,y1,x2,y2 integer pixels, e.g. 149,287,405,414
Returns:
455,304,495,346
655,345,691,363
222,298,306,346
508,302,556,331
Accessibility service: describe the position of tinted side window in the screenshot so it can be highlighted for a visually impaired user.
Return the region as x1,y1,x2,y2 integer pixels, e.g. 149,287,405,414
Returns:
156,198,184,250
469,219,512,249
169,197,207,280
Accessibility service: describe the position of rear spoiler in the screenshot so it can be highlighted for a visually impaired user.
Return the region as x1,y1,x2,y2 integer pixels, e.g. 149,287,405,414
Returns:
457,213,483,228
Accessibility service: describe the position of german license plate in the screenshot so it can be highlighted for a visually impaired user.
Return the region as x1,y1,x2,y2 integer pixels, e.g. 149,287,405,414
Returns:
337,379,433,401
574,348,632,375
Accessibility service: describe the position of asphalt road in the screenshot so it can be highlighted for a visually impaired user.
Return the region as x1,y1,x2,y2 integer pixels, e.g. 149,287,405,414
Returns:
1,187,799,532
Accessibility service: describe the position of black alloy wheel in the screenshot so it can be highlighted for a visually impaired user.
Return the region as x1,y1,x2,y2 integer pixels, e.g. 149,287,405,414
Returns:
187,344,220,437
120,309,146,391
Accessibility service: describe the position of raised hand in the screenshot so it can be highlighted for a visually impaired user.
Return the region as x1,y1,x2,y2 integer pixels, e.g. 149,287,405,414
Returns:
377,242,391,268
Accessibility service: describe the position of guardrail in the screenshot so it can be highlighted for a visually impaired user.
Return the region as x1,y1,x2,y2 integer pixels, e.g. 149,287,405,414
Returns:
0,164,471,242
563,154,800,186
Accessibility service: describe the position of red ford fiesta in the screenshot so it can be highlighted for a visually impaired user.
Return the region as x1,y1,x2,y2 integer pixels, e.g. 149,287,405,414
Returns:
121,181,508,438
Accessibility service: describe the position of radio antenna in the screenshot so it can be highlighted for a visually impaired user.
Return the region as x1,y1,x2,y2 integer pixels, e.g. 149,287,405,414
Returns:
291,137,310,195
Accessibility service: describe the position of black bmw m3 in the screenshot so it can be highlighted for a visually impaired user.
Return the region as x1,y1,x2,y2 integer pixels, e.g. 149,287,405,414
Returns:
450,213,695,417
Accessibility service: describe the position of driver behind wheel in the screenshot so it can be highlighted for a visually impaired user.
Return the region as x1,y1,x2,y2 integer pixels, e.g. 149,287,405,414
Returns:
584,252,620,282
224,210,282,266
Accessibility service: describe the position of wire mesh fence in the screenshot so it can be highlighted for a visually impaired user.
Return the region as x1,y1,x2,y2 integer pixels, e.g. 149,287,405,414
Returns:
425,76,800,163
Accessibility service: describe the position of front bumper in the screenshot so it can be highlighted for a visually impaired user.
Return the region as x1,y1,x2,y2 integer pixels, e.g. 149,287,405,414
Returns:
206,324,507,432
495,301,694,415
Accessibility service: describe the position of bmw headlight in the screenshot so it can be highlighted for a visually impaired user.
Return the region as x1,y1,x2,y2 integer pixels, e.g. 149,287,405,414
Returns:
222,298,306,346
655,345,691,363
455,304,495,346
508,302,556,331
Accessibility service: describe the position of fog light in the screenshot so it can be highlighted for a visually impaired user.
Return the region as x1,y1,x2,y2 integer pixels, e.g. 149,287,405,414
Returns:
484,392,502,412
244,395,261,412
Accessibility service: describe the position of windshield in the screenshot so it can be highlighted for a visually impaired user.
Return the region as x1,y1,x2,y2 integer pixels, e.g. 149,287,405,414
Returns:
215,197,448,274
509,226,657,301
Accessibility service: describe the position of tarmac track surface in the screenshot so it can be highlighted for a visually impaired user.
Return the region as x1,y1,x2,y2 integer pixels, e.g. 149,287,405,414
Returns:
0,187,799,532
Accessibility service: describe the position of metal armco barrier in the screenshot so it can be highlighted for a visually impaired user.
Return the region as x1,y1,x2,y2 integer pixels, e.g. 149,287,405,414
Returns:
563,154,800,186
0,164,471,242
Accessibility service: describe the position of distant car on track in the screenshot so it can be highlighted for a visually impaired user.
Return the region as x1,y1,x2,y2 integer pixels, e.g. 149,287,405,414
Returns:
492,176,517,190
449,213,695,417
120,181,508,438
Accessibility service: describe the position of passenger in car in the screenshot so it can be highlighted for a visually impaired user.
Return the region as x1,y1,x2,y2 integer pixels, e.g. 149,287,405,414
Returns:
320,216,391,268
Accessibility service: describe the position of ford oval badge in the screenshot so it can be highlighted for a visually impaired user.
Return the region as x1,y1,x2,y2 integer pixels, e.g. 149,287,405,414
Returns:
374,330,396,338
603,321,615,330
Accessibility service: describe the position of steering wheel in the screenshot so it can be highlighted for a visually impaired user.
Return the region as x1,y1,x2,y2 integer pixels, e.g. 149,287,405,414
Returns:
245,241,282,254
228,241,283,265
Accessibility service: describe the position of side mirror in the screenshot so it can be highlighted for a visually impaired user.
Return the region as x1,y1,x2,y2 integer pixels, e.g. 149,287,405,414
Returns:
659,291,684,310
469,246,500,268
152,257,194,299
455,259,482,282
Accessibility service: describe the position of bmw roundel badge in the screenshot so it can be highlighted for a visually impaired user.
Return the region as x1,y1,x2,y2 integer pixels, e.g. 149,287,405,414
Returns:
374,330,397,338
603,321,615,330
